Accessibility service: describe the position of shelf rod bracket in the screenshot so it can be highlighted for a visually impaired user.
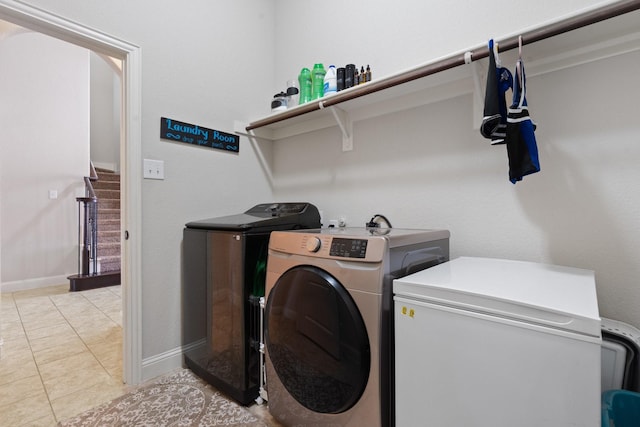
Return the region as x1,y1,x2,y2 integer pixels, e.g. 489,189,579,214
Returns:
465,51,485,130
234,120,274,141
324,103,353,152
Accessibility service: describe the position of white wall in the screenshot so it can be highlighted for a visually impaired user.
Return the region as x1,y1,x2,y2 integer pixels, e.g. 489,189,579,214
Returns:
9,0,638,380
90,52,121,172
273,0,616,89
18,0,276,376
0,31,89,291
271,0,640,329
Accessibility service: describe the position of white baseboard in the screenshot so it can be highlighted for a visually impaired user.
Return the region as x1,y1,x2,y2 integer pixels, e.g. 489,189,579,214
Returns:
141,340,205,382
1,275,70,293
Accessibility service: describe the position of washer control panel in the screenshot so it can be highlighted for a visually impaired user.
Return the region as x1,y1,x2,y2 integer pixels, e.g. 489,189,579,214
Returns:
269,229,396,263
329,238,368,258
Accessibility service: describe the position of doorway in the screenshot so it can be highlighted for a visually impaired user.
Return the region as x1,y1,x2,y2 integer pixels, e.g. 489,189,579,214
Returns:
0,0,142,385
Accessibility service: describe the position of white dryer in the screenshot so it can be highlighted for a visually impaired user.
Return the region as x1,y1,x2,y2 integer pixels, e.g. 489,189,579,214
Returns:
263,227,450,427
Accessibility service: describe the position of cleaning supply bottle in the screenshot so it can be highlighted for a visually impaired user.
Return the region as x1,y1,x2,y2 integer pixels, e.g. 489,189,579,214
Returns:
323,65,337,96
298,67,312,104
311,63,326,100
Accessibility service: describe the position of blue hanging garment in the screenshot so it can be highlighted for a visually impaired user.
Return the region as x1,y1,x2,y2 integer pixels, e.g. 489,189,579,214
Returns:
505,58,540,183
480,39,513,145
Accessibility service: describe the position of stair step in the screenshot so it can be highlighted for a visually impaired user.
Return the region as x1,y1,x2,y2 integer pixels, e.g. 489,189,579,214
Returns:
98,255,121,273
98,199,120,210
97,171,119,178
95,189,120,199
95,168,119,177
93,180,119,191
98,230,120,243
98,241,120,257
98,218,120,231
100,208,120,220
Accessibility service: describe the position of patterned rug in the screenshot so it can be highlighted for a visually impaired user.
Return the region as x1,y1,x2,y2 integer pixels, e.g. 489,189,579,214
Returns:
57,369,266,427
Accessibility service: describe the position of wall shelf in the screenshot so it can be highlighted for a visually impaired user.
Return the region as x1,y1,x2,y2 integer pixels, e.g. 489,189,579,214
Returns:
236,1,640,149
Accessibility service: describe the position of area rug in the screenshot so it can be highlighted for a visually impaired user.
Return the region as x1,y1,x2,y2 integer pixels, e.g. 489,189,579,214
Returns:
58,369,266,427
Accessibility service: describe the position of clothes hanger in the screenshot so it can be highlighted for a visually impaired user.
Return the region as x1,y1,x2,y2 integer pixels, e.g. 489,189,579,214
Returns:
494,40,502,67
518,35,523,61
516,35,523,80
516,35,525,108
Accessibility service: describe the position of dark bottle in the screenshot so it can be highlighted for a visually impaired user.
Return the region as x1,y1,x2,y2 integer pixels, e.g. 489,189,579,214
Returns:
365,64,372,82
345,64,356,88
337,67,345,91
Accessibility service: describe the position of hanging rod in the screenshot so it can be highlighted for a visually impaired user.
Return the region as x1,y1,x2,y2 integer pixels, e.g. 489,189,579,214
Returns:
246,0,640,132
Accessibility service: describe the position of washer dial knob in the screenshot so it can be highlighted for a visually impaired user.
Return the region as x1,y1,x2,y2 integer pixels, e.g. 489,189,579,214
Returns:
306,237,322,252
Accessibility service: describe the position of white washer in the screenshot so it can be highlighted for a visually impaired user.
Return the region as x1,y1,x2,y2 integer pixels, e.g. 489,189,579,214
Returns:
264,228,449,427
394,256,602,427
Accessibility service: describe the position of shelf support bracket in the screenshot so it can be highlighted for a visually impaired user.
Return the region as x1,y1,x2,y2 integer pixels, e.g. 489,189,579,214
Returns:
233,121,273,187
324,104,353,152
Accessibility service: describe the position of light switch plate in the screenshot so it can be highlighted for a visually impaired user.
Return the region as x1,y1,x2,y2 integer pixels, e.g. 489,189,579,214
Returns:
143,159,164,180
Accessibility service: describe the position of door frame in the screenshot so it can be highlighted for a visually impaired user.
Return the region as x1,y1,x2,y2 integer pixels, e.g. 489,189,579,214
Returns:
0,0,143,384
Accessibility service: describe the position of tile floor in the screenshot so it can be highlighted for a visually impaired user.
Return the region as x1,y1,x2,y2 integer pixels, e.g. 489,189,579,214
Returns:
1,284,284,426
0,284,131,426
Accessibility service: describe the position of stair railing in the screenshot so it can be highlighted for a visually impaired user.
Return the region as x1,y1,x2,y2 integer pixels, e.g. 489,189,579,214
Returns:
75,164,99,276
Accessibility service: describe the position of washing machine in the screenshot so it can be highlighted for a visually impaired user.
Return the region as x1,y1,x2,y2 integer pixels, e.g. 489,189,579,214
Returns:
263,227,450,427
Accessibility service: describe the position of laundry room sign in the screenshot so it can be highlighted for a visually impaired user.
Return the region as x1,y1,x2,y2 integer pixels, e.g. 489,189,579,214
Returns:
160,117,239,153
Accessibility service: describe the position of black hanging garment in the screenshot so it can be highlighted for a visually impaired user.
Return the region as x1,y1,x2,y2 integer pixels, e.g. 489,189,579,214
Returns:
480,39,512,145
505,58,540,183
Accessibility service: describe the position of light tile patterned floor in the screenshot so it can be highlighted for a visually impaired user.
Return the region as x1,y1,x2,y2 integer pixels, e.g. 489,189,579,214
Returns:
0,284,131,426
0,284,284,426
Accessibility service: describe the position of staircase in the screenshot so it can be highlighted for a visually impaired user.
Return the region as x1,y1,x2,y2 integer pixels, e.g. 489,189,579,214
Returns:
68,167,121,291
93,168,121,274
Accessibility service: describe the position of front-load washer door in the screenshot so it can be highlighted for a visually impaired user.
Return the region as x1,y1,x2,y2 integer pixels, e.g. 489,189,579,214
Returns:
266,265,371,414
